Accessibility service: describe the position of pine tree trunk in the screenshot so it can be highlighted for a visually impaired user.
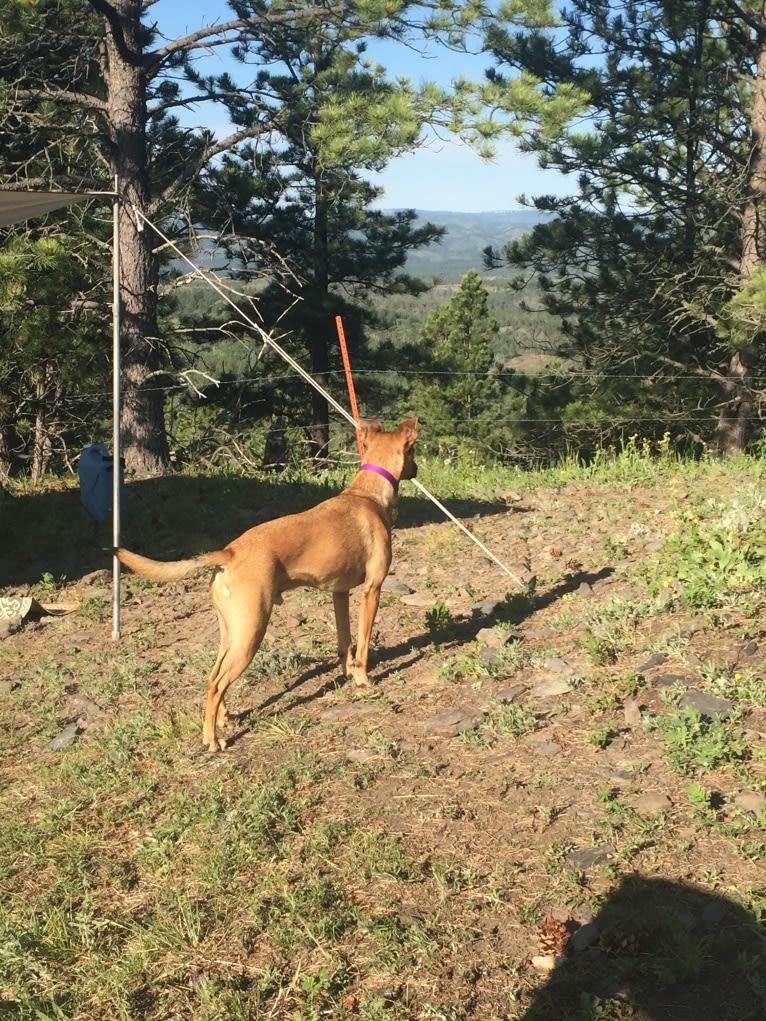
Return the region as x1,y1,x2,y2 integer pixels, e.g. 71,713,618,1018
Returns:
31,368,54,480
104,1,169,475
716,26,766,454
714,346,757,456
306,177,331,462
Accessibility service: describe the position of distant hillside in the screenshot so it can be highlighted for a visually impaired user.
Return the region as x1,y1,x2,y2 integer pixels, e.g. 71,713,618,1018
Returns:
170,209,546,282
401,208,545,280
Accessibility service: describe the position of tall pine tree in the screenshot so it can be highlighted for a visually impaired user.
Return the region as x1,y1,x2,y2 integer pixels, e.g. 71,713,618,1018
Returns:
407,269,530,458
194,3,448,457
485,0,766,453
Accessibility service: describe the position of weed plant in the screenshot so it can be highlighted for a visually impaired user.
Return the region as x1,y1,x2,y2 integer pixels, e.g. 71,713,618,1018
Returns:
649,489,766,613
645,705,748,776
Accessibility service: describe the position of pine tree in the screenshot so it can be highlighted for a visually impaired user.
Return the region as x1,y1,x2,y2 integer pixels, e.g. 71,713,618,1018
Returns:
1,0,572,471
0,235,108,476
485,0,766,453
197,20,448,455
184,1,472,458
410,269,522,456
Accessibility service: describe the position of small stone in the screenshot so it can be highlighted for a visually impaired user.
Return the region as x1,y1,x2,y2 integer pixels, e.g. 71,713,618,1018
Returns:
602,767,633,784
546,904,572,923
530,678,572,698
498,490,524,504
48,718,84,752
346,748,380,763
423,705,485,738
82,569,111,586
572,921,600,953
476,626,519,648
494,684,527,704
477,646,503,670
529,740,561,757
542,656,572,674
565,845,614,872
472,599,506,617
521,726,562,757
679,690,733,721
623,696,643,728
734,789,766,816
637,652,668,672
320,704,379,723
530,955,568,974
627,793,671,817
652,673,690,688
382,576,414,595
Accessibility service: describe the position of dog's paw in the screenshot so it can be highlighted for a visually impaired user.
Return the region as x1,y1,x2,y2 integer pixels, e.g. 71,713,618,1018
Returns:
350,671,374,688
203,736,228,753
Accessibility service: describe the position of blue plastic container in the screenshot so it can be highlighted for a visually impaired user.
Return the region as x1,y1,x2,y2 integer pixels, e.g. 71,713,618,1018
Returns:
78,443,125,524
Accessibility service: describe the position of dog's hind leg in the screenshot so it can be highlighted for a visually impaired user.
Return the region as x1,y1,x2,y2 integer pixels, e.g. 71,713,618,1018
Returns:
206,608,233,735
203,587,273,752
333,591,354,677
203,631,267,752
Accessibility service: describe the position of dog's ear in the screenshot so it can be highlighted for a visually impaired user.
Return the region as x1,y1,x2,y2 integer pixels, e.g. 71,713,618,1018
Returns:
359,419,384,451
398,417,419,446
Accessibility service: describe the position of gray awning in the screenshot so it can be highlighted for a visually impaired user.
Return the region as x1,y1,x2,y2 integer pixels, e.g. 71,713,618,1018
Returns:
0,190,92,227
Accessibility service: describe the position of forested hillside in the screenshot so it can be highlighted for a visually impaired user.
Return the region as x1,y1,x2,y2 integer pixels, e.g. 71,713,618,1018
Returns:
399,209,547,280
167,209,568,469
374,209,560,365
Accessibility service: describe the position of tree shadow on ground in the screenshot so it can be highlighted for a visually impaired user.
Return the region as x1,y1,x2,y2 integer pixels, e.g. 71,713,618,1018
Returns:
0,474,511,590
522,874,766,1021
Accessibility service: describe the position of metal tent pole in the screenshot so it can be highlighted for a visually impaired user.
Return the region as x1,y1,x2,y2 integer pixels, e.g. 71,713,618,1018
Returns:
112,176,121,639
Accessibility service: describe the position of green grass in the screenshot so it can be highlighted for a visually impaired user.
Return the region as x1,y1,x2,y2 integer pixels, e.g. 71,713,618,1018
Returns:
5,442,766,1018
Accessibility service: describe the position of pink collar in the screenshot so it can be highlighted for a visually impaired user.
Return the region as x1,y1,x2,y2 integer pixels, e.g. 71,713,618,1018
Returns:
361,463,398,492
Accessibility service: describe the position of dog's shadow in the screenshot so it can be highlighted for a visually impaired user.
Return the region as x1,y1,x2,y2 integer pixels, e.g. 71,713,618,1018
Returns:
223,565,614,748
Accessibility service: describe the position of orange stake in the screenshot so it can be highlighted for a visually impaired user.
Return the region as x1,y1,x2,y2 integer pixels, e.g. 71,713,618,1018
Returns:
335,315,364,459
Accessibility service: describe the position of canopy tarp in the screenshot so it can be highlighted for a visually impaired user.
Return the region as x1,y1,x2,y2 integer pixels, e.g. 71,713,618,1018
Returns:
0,190,91,227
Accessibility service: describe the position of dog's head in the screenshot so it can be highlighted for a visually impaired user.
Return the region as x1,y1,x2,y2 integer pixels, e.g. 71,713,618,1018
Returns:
360,417,418,481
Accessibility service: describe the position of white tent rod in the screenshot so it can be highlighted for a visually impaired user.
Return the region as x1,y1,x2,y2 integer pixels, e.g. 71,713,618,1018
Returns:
112,178,121,638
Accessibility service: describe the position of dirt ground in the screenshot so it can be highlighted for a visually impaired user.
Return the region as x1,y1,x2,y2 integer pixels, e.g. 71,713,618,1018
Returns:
3,473,766,1019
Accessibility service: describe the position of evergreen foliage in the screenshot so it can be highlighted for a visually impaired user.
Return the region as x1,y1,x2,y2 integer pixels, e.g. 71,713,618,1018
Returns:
9,0,766,470
0,235,110,474
484,0,766,453
401,270,523,458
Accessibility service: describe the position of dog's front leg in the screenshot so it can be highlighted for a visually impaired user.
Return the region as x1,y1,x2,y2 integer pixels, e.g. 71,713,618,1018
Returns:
333,591,354,676
349,584,381,687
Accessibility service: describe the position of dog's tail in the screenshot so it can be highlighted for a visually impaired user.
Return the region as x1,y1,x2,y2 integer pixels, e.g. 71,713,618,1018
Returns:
117,547,231,583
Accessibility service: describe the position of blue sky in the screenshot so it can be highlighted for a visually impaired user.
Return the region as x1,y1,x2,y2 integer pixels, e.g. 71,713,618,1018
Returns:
152,0,574,212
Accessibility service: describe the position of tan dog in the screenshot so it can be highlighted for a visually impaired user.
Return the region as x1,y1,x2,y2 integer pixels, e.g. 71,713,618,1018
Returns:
118,418,418,751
